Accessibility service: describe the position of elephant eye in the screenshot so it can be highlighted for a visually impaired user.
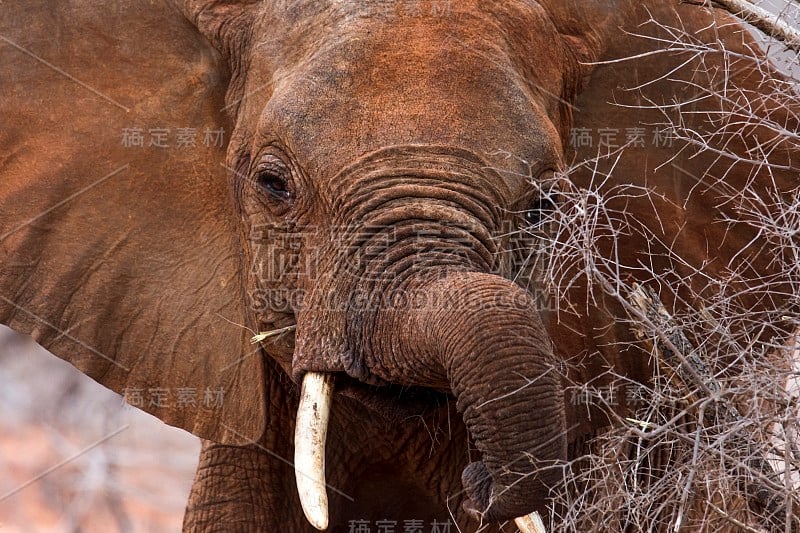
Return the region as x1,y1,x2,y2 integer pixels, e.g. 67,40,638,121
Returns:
525,196,556,226
254,157,292,201
258,171,291,199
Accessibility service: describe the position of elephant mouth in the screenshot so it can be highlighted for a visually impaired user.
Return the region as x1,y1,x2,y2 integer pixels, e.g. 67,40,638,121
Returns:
255,325,451,419
293,372,455,531
335,374,452,421
294,372,548,532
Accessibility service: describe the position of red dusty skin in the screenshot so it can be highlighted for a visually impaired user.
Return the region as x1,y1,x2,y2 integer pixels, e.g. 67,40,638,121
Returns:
376,271,568,523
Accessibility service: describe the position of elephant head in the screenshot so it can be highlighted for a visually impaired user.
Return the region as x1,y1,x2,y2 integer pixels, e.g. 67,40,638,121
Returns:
3,0,794,530
174,1,607,523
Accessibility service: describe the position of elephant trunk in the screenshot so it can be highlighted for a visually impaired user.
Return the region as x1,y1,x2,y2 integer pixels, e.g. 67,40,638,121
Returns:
292,148,566,524
379,271,567,522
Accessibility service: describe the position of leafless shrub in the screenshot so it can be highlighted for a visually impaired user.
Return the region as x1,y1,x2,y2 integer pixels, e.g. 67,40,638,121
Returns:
504,8,800,531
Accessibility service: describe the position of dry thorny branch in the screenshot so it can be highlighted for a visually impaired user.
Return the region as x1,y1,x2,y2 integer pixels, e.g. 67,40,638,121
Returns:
499,7,800,532
688,0,800,52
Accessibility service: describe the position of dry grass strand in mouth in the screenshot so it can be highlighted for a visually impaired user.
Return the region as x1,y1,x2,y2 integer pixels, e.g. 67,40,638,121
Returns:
250,325,297,344
495,11,800,531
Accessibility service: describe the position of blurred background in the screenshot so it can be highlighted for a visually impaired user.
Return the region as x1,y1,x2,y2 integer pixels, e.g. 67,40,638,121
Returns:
0,1,798,532
0,325,199,532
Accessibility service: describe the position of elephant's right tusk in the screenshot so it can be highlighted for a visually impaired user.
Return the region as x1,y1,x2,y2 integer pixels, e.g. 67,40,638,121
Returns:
294,372,334,530
515,512,547,533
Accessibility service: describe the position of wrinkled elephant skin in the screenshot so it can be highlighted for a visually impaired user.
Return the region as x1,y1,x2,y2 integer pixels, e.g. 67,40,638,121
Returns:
0,1,796,531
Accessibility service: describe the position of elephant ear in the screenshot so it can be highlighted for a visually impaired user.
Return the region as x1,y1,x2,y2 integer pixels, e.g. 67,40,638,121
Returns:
568,2,797,286
0,1,263,445
556,3,798,436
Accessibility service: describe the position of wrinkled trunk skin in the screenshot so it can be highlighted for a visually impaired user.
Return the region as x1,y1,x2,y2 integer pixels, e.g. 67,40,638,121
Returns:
297,268,567,521
292,152,567,523
297,270,567,521
381,272,567,521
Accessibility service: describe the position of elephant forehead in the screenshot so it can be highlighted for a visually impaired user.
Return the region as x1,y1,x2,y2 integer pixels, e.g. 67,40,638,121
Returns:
253,4,566,185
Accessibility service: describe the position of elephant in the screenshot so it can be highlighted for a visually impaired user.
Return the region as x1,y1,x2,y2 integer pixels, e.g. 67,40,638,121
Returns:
1,0,797,530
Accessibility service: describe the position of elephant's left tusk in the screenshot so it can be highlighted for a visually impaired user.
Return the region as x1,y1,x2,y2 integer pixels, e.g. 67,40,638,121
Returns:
515,512,547,533
294,372,334,530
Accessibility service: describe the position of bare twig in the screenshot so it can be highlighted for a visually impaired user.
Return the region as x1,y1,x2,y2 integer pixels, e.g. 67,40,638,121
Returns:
700,0,800,52
627,285,792,529
517,8,800,528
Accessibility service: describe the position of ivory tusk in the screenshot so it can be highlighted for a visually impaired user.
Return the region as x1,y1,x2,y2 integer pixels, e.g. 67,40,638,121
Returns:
294,372,334,530
515,511,547,533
